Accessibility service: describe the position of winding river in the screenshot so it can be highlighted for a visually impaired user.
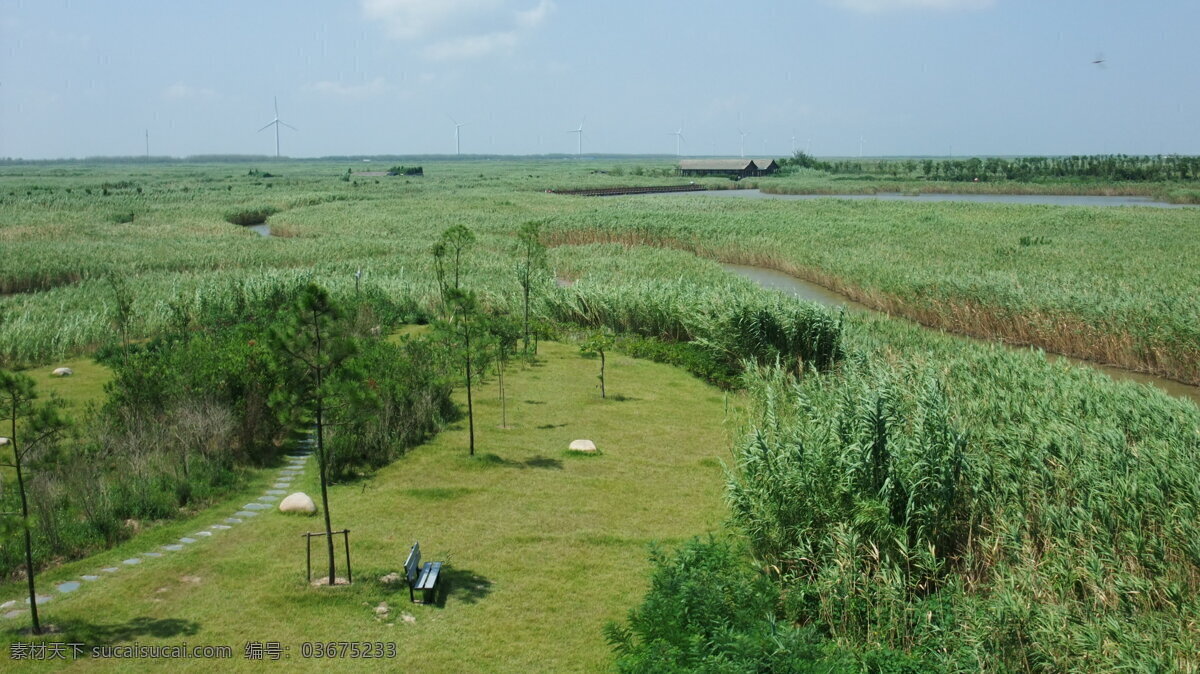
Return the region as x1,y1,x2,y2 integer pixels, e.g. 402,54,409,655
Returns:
673,189,1195,208
723,263,1200,406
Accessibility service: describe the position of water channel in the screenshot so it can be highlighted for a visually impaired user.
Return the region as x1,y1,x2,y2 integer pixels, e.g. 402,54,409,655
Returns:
672,189,1195,209
722,263,1200,406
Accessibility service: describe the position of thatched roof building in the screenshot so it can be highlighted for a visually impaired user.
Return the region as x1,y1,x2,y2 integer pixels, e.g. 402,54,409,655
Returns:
678,159,778,178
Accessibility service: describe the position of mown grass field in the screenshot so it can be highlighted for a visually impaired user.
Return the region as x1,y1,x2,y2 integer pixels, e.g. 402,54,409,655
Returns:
0,341,733,671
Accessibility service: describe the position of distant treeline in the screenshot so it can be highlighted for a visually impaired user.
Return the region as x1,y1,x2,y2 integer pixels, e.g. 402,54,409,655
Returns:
782,152,1200,182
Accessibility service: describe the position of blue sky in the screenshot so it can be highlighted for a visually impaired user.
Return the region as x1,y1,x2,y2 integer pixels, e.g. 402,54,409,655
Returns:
2,0,1197,159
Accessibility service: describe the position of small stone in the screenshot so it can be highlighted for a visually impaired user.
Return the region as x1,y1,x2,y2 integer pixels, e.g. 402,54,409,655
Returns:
100,567,119,573
142,551,163,558
162,544,184,552
179,537,197,544
380,572,401,585
374,602,390,617
4,610,25,619
181,576,201,584
272,483,290,489
122,558,142,565
279,492,317,514
56,581,81,593
26,594,52,605
401,613,416,625
52,367,73,377
194,531,212,537
243,503,271,510
81,575,100,582
234,511,258,518
568,439,598,453
225,517,244,524
257,495,278,503
0,600,15,609
210,524,231,530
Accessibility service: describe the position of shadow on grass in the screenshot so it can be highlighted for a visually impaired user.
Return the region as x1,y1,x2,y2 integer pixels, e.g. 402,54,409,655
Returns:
470,453,563,470
523,400,546,405
610,393,641,402
5,616,200,646
523,456,563,470
433,567,493,608
536,423,567,429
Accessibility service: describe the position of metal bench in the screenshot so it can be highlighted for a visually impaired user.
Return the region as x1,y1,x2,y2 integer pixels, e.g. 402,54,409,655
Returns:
404,541,443,604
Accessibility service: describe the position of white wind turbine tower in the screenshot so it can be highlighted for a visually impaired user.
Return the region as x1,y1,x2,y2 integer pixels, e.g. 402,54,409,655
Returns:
568,117,585,158
668,120,685,157
738,128,748,158
859,135,866,158
258,97,296,158
791,131,797,156
448,114,466,155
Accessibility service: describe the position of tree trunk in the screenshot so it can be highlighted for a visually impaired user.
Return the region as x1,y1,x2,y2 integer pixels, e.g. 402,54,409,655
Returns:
314,312,336,585
465,327,475,455
12,404,39,634
522,285,531,354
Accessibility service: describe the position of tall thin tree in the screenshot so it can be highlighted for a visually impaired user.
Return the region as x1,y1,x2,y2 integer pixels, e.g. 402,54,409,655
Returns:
444,288,485,455
439,225,476,290
513,221,548,354
269,285,359,585
0,371,68,634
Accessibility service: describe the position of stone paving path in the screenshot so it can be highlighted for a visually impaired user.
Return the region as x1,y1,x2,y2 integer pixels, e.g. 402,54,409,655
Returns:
0,438,313,622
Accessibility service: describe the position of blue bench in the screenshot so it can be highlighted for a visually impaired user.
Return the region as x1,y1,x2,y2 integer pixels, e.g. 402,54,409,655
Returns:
404,542,443,604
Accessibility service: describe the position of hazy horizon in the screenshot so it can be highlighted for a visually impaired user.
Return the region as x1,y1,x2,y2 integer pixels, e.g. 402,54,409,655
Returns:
3,0,1198,160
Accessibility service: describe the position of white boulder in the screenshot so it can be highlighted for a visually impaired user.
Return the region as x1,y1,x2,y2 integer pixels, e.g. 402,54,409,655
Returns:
52,367,73,377
279,492,316,514
0,437,8,446
568,439,597,453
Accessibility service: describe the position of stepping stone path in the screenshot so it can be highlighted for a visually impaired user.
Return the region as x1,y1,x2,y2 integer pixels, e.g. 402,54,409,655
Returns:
0,435,314,622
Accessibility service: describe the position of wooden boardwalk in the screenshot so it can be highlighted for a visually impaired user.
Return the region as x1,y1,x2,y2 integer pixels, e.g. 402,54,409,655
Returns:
548,184,705,197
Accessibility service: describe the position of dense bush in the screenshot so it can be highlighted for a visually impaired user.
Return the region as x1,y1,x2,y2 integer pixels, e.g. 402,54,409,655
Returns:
223,205,278,225
1,279,448,580
541,279,844,377
325,337,456,480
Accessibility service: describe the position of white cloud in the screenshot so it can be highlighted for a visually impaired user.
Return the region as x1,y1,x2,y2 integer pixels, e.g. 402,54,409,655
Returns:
515,0,553,29
831,0,994,12
362,0,553,59
425,31,518,61
163,82,217,100
305,77,389,98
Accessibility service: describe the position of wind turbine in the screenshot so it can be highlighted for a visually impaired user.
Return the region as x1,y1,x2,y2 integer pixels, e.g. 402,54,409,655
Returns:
791,131,797,156
859,135,866,158
448,114,466,155
667,120,685,157
568,117,585,158
258,97,296,158
738,128,748,158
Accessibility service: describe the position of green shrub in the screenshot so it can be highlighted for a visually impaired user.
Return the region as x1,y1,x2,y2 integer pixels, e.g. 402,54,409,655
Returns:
223,206,278,226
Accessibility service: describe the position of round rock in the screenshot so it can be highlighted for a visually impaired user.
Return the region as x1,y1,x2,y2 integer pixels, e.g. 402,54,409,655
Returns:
279,492,317,514
52,367,74,377
568,439,598,453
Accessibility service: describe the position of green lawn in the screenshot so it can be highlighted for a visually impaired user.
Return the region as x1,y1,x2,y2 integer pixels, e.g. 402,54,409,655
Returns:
0,341,733,672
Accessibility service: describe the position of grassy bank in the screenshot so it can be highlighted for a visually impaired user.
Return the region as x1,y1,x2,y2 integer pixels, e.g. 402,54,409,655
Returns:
0,341,733,671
